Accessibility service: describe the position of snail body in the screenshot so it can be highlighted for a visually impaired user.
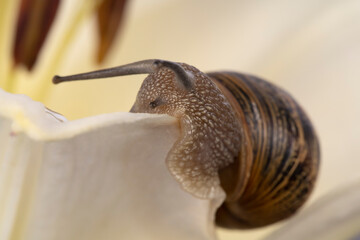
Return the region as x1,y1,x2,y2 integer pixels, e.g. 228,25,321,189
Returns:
53,59,320,229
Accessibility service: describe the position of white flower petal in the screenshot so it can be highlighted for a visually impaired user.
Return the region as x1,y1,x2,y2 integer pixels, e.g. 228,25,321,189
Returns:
0,88,222,240
264,181,360,240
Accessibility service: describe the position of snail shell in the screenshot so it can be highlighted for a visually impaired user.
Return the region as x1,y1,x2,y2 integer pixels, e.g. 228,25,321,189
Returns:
53,59,320,229
209,72,320,228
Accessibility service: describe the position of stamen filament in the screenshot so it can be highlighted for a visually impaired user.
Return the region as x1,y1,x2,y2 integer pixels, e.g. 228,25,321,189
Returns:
35,0,101,101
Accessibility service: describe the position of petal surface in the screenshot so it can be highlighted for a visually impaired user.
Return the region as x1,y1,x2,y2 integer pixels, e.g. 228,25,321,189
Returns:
0,88,221,240
264,182,360,240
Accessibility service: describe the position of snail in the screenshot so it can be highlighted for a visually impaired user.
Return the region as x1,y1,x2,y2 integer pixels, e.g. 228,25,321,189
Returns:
53,59,320,229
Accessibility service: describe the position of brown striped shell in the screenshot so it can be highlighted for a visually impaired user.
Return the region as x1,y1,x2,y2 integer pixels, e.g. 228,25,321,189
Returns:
53,59,320,229
209,72,320,228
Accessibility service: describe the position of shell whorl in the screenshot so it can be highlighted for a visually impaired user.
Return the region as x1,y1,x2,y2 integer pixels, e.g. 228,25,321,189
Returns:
209,72,320,228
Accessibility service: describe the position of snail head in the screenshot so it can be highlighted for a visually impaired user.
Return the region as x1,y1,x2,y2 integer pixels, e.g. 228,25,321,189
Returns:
53,59,196,116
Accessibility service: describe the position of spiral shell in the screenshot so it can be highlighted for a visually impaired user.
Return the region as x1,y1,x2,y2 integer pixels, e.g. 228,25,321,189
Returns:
209,72,320,228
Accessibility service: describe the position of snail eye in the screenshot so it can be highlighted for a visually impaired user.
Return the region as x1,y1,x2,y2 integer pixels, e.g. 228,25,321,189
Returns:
149,98,162,109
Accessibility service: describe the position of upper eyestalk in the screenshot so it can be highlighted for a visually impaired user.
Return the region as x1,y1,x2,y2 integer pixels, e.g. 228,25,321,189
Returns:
52,59,193,89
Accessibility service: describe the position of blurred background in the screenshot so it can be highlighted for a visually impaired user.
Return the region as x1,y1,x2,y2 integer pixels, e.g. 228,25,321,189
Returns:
2,0,360,239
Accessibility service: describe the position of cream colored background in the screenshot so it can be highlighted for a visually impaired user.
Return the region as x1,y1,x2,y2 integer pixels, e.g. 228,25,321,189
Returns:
13,0,360,239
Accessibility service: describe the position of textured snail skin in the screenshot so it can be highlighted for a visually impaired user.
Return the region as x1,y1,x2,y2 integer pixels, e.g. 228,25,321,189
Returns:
130,63,243,199
130,62,320,229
